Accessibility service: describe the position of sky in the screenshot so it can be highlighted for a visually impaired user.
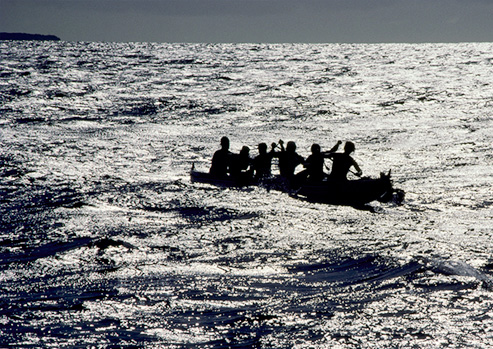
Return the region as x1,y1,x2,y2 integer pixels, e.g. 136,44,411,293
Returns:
1,0,493,43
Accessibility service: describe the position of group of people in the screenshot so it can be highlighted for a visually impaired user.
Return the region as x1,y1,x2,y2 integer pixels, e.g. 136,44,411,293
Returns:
209,136,362,185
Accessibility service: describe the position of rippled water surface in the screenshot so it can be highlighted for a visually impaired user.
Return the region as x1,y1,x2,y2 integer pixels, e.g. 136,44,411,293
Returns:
1,42,493,348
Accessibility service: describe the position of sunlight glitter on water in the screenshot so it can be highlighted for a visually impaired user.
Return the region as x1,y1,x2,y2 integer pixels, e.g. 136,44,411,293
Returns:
1,41,493,347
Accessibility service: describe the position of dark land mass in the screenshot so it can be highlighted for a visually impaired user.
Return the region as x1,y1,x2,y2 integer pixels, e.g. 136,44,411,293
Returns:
0,33,60,41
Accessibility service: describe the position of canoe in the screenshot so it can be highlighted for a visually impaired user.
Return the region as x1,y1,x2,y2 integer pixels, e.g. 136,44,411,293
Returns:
190,165,403,205
295,174,397,205
190,164,255,187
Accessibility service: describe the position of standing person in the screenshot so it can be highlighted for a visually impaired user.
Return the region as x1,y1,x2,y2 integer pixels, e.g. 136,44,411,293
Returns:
325,141,362,181
276,140,304,180
252,142,276,181
209,136,232,178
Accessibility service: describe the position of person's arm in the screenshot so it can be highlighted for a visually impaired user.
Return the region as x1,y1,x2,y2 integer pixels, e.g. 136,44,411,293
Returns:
328,140,342,153
278,140,285,152
352,159,362,177
322,141,342,156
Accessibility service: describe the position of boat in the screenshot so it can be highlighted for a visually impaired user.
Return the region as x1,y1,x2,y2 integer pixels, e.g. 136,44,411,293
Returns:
190,164,404,206
295,172,398,205
190,164,255,187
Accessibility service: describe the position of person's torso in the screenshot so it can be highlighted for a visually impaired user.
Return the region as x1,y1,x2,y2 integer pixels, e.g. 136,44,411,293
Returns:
330,153,352,179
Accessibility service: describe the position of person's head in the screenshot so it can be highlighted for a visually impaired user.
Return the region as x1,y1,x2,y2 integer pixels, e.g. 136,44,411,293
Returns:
220,136,230,150
311,143,321,154
344,141,355,154
286,141,296,153
240,146,250,157
258,143,267,154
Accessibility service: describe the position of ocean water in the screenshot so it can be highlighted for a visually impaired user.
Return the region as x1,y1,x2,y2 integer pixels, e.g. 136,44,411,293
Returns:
0,41,492,348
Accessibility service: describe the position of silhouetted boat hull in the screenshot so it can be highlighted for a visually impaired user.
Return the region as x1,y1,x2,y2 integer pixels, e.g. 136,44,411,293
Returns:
190,169,253,187
190,166,403,205
295,177,394,205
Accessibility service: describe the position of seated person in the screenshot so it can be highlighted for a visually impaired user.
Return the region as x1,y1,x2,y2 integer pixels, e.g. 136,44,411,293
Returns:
209,136,232,177
299,144,326,183
298,141,341,183
252,142,276,180
230,146,253,182
326,141,362,181
275,140,304,180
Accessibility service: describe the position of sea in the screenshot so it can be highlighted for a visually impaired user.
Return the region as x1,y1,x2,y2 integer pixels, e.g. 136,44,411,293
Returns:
1,41,492,348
